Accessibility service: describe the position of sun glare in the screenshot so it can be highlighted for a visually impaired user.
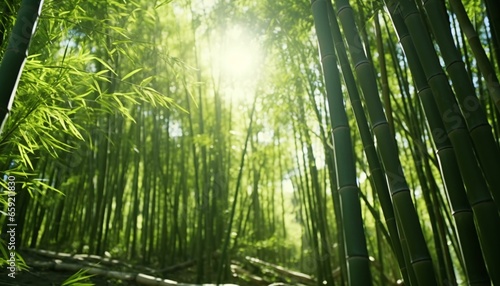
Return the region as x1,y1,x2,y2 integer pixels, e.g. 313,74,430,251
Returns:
223,43,255,78
217,26,262,84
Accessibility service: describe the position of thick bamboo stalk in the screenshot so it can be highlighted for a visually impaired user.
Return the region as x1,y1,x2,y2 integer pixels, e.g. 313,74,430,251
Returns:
422,0,500,207
0,0,43,133
332,0,438,284
326,5,411,284
386,8,491,285
311,0,372,284
384,0,500,283
483,0,500,58
448,0,500,113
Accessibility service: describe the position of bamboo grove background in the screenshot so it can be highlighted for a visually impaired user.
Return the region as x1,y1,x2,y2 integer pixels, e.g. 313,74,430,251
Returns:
1,0,500,285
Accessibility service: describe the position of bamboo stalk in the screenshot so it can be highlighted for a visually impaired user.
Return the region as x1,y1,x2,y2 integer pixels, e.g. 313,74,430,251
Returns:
384,0,500,283
329,7,412,284
421,0,500,206
0,0,43,133
311,0,372,284
332,0,438,283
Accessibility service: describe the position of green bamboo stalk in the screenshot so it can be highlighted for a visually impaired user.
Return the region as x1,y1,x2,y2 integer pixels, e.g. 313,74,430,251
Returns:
411,140,454,284
186,2,210,276
207,25,225,272
374,13,394,136
141,109,151,263
483,0,500,57
148,112,160,261
426,163,457,286
422,0,500,207
323,110,348,285
111,116,131,249
303,77,347,282
486,11,500,74
326,3,410,284
0,1,16,51
391,8,485,284
449,0,500,111
393,206,419,285
384,1,496,283
391,34,459,284
331,0,438,284
163,135,171,264
0,0,43,133
311,1,371,284
277,132,287,247
288,35,348,283
294,92,328,284
291,106,325,284
125,110,139,259
298,93,336,286
183,78,204,280
216,95,257,284
130,106,142,260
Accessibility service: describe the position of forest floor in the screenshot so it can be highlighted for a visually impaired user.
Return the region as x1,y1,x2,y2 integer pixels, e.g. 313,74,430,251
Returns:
0,249,138,285
0,249,264,286
0,268,127,286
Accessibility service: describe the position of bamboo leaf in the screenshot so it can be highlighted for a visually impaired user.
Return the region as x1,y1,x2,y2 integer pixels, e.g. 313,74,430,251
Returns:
92,57,117,75
140,76,154,87
122,68,143,81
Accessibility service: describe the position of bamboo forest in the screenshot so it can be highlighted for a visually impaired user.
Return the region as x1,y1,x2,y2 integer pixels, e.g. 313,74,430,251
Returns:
1,0,500,285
